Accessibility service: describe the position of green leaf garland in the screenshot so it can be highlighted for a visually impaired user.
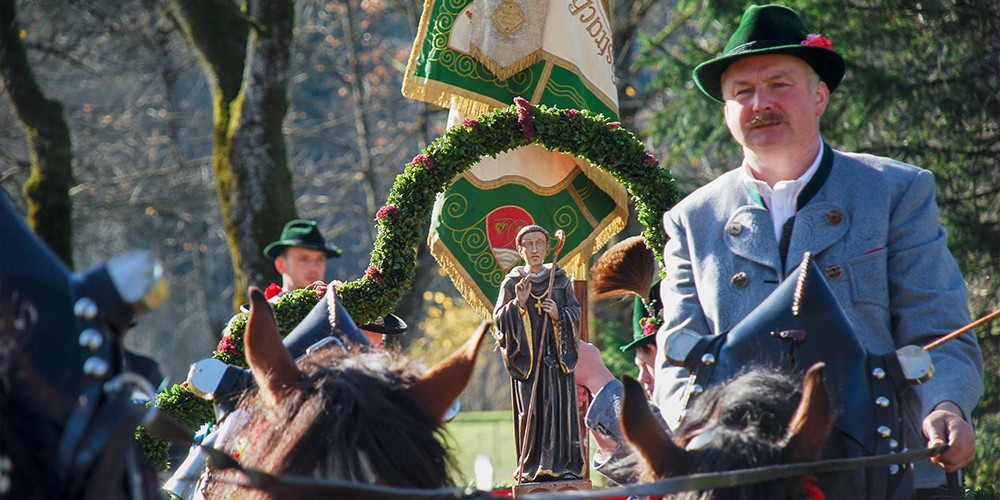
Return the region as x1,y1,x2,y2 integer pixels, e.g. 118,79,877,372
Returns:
139,100,677,470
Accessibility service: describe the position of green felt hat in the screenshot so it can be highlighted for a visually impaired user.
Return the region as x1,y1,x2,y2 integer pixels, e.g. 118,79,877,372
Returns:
263,219,342,260
619,280,662,352
693,4,845,103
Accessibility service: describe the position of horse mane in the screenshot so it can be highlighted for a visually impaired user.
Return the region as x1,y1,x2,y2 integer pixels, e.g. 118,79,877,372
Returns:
203,345,458,498
665,368,803,499
624,364,833,500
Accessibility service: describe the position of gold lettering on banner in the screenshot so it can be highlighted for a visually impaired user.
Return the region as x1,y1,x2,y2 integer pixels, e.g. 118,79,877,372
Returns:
567,0,614,65
492,0,526,37
568,0,593,16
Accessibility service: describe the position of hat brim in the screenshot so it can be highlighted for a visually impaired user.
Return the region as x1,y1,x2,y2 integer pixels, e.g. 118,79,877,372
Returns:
619,333,656,352
359,313,407,335
264,240,342,260
694,45,845,103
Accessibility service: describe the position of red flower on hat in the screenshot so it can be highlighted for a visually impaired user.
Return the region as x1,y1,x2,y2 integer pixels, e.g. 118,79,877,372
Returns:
264,283,283,300
802,34,833,50
640,316,663,337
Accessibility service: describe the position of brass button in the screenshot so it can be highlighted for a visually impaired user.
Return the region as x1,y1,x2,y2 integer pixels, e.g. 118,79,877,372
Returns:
726,222,743,236
731,272,749,288
826,210,843,226
825,264,842,280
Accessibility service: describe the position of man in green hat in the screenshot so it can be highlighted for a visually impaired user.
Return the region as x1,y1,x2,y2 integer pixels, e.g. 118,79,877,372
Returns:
263,219,342,298
655,4,981,497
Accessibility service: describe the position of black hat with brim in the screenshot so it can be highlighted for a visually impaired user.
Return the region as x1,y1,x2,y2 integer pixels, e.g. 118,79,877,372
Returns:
693,4,845,103
263,219,342,260
359,313,408,335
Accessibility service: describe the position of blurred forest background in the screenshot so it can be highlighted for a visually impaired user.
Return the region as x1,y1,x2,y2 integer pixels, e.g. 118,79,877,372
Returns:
1,0,997,490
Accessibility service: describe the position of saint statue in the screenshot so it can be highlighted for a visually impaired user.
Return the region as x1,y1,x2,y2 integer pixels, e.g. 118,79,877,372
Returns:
493,225,585,483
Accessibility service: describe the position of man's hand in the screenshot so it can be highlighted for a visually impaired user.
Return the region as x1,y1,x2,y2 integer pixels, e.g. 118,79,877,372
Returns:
923,401,976,472
575,340,614,395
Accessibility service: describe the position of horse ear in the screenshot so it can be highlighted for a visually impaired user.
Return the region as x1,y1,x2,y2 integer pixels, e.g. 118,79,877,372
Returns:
407,320,490,421
245,286,302,406
782,362,834,463
620,375,690,478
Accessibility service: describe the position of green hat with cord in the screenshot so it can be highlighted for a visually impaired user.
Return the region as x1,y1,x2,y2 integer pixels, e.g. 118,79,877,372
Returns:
693,4,845,103
263,219,342,260
619,280,662,352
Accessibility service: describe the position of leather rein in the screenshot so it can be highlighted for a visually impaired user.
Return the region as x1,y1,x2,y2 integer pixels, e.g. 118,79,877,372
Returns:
189,443,945,499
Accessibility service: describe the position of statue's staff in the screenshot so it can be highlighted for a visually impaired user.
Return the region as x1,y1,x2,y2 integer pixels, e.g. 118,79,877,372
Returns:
516,229,565,483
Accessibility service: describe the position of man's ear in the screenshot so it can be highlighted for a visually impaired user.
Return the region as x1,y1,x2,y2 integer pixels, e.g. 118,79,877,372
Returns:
274,255,287,274
814,80,830,116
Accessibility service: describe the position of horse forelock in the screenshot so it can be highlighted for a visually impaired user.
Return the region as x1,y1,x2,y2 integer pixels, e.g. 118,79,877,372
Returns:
658,367,811,499
205,345,456,496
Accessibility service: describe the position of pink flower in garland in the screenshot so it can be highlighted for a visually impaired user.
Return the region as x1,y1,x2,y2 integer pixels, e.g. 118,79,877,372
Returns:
412,153,434,169
217,336,240,356
365,265,385,283
801,33,833,50
376,204,400,220
564,109,578,119
313,282,328,299
608,121,621,129
514,96,536,140
462,118,479,129
641,153,659,167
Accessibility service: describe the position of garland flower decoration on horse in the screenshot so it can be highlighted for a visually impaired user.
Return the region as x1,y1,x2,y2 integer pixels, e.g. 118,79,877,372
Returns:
138,97,677,469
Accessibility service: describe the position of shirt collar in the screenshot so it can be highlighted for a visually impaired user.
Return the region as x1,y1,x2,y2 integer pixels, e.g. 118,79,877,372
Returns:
741,138,825,203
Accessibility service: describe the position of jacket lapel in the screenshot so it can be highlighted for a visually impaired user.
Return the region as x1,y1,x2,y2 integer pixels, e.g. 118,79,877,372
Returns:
724,205,783,273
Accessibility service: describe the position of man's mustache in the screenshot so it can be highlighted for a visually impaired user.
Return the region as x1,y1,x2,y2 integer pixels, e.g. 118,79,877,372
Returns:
746,111,786,129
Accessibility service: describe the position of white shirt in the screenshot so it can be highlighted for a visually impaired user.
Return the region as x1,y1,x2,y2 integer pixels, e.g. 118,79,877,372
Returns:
741,140,824,243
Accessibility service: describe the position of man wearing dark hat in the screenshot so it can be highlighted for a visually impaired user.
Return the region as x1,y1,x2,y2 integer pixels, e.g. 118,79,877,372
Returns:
654,4,982,497
263,219,342,298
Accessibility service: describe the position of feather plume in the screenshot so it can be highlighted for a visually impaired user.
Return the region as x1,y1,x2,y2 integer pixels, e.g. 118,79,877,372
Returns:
590,236,655,300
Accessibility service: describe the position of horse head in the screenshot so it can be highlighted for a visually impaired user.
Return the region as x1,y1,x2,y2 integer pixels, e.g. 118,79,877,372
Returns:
621,362,834,499
200,286,489,498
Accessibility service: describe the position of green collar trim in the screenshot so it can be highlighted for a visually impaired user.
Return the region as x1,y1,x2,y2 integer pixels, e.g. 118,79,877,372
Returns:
797,143,833,209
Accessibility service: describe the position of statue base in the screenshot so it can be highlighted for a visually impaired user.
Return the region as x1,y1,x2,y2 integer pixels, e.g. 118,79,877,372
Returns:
512,478,592,498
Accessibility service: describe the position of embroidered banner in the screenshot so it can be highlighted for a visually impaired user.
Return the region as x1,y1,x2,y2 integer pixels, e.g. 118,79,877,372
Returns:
404,0,626,319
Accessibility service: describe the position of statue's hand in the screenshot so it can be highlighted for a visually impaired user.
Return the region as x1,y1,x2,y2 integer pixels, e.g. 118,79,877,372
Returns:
542,299,558,321
514,275,530,307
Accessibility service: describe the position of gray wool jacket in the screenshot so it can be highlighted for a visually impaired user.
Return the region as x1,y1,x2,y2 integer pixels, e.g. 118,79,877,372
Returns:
652,144,983,488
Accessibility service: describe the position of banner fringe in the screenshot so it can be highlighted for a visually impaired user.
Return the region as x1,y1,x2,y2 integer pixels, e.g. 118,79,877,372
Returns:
469,46,544,81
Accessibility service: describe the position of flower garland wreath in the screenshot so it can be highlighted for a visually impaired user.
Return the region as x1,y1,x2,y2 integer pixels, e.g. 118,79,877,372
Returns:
138,98,678,469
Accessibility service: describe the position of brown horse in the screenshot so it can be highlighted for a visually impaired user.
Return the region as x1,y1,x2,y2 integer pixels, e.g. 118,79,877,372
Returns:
620,363,834,500
199,287,489,498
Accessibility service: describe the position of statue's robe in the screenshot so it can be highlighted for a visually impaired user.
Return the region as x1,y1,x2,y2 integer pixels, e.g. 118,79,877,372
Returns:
493,265,584,482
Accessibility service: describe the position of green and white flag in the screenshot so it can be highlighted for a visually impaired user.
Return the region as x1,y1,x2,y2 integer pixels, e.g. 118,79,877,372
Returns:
403,0,627,319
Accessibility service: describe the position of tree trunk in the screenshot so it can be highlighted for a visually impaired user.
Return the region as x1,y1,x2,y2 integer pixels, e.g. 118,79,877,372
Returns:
169,0,298,309
0,0,75,267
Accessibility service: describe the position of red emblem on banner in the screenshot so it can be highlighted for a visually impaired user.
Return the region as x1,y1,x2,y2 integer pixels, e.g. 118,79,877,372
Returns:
486,206,534,272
